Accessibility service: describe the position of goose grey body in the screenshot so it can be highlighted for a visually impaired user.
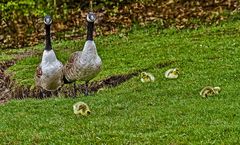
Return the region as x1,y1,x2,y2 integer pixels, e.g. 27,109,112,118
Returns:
35,50,63,91
64,41,101,82
35,15,64,91
63,12,102,96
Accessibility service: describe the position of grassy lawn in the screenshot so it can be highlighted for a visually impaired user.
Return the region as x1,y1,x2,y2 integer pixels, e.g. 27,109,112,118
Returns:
1,21,240,144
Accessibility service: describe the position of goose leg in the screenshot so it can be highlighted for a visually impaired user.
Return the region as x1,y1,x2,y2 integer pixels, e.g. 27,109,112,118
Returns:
50,91,54,97
84,81,89,96
56,88,60,97
41,88,46,98
73,82,77,98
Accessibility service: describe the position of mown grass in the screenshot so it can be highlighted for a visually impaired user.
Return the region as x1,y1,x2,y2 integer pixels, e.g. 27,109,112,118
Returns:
1,20,240,144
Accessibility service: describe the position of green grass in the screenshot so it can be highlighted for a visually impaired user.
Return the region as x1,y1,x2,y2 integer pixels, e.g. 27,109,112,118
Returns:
0,48,29,62
1,20,240,144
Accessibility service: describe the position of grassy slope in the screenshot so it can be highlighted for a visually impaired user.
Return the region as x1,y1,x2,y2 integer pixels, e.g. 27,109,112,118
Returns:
1,21,240,144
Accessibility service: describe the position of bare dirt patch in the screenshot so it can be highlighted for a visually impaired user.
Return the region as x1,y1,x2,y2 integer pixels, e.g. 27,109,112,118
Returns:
0,58,175,102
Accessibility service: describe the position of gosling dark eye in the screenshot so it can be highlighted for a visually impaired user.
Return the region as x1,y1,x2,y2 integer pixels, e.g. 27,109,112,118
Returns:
87,111,91,115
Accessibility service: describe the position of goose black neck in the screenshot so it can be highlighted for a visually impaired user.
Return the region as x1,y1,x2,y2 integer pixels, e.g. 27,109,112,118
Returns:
45,24,52,51
87,21,94,41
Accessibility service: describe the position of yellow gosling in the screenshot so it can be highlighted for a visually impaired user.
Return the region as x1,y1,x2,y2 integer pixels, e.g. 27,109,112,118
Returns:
73,102,91,116
140,72,155,83
200,86,221,98
165,68,179,79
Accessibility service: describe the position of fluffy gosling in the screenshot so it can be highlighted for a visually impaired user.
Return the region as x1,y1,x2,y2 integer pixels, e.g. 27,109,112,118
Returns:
200,86,221,98
140,72,155,83
73,101,91,116
165,68,179,79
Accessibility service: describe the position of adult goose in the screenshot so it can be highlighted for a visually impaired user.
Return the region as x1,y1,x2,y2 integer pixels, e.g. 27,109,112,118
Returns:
35,15,64,93
63,12,102,96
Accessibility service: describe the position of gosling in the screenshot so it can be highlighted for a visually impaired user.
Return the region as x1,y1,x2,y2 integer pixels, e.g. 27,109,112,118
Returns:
200,86,221,98
140,72,155,83
165,68,179,79
73,101,91,116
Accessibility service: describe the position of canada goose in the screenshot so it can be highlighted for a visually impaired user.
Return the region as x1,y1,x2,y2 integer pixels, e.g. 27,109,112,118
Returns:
35,15,64,92
200,86,221,98
165,68,179,79
63,12,102,96
140,72,155,83
73,101,91,116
